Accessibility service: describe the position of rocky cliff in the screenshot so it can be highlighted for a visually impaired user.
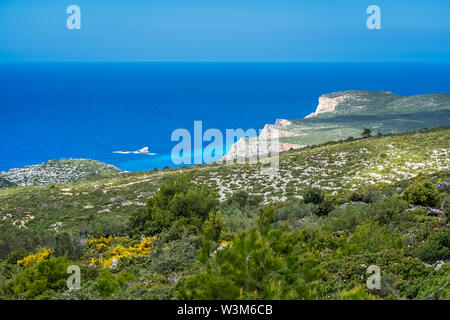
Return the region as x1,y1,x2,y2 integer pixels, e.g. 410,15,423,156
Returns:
220,119,304,162
222,90,450,161
305,94,350,118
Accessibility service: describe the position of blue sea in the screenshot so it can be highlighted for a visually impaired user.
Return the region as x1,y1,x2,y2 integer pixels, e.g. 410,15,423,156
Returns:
1,62,450,172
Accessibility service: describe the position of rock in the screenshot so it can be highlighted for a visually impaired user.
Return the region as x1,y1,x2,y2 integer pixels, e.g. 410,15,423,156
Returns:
407,205,443,216
436,182,450,190
339,201,369,208
50,222,63,231
434,261,445,271
110,258,119,269
110,196,125,203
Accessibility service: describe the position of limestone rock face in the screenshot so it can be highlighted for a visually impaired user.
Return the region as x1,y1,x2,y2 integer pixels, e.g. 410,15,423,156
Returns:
305,94,349,118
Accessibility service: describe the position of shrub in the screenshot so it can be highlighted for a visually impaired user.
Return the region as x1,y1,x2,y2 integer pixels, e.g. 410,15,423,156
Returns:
402,181,439,207
445,207,450,222
303,187,324,205
225,190,262,209
314,197,335,217
344,222,403,254
176,228,317,300
130,174,219,235
96,270,134,297
361,128,372,138
54,232,85,260
415,231,450,263
370,197,409,227
12,257,72,299
202,211,232,242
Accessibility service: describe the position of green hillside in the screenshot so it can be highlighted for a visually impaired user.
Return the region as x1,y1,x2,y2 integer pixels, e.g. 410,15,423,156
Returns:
0,127,449,300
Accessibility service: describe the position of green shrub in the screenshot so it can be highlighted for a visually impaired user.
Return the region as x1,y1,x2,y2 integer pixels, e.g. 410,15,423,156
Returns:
202,211,232,242
370,197,409,227
402,181,439,207
130,174,219,235
415,231,450,263
12,257,72,299
445,207,450,222
344,221,403,255
176,228,317,300
224,190,262,209
314,197,335,217
303,187,324,205
96,270,134,298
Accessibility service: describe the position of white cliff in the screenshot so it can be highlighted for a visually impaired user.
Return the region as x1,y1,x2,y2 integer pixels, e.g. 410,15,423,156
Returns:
305,94,349,118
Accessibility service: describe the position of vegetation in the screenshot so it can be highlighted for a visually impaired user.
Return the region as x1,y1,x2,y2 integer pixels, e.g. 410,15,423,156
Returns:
0,127,449,300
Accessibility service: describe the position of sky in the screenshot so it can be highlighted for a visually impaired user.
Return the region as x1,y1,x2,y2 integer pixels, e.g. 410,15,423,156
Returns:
0,0,449,62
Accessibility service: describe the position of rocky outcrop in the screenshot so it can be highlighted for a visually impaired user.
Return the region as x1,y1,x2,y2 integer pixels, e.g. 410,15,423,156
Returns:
0,159,120,186
220,119,304,162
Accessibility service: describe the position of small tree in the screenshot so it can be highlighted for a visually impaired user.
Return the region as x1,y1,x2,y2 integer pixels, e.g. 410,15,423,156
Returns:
361,128,372,138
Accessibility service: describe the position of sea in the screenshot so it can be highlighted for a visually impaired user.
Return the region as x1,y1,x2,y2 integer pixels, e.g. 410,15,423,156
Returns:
1,62,450,172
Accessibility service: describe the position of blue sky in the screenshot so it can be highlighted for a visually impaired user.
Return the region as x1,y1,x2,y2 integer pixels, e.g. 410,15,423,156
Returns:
0,0,449,62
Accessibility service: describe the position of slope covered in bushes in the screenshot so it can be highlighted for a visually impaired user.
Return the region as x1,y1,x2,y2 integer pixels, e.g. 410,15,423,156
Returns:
0,127,449,300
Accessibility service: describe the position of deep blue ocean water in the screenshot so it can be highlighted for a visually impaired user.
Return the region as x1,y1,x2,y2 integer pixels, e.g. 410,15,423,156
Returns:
1,62,450,172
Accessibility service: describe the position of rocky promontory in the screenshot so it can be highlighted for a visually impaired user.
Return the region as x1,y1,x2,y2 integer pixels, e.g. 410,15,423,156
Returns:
0,159,121,187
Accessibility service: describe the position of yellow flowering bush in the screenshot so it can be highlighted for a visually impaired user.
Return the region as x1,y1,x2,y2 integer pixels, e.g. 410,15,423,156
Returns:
17,248,53,267
89,235,129,252
91,236,156,268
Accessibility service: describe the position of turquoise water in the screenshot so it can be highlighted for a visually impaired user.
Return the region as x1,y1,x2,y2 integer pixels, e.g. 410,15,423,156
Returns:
1,62,450,171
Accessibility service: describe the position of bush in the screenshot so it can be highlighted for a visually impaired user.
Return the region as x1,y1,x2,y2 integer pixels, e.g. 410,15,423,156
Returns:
96,270,134,298
202,211,232,242
402,181,439,207
54,232,85,260
314,197,335,217
12,257,72,299
303,187,324,205
130,174,219,235
224,190,262,209
176,228,317,300
444,206,450,222
415,231,450,263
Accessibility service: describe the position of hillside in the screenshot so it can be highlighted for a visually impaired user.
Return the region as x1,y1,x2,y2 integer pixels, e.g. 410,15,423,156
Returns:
0,126,449,300
0,159,121,187
0,126,448,233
